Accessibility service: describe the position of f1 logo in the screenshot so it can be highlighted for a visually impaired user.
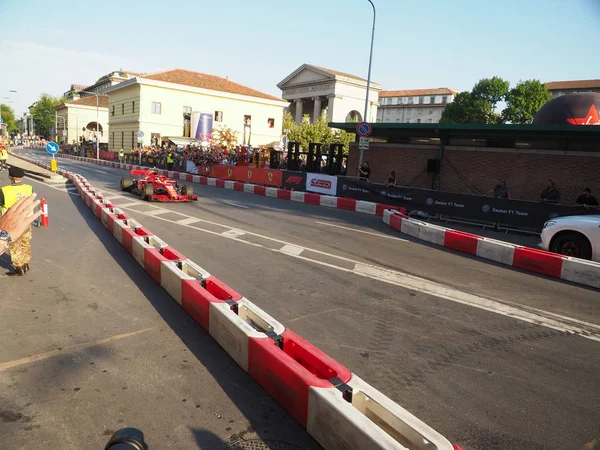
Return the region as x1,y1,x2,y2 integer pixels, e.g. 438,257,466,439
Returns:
286,176,303,185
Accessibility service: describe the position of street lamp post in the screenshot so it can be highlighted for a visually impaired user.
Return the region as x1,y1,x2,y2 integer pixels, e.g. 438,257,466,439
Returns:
359,0,376,167
79,90,100,159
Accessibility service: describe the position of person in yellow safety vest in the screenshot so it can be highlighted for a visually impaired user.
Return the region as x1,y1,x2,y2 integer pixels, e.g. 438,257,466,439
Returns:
0,166,34,276
73,145,78,156
0,148,8,172
119,148,125,164
166,151,174,171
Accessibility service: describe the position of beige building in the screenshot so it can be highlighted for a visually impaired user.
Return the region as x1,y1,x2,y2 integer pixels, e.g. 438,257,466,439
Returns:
64,71,140,100
104,68,288,151
54,95,109,144
278,64,382,124
546,79,600,98
377,88,458,124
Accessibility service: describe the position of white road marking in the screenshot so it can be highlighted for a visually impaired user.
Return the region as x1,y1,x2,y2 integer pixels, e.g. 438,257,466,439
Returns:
177,217,201,225
141,208,170,216
221,229,247,238
221,200,249,209
279,244,304,256
22,161,600,342
111,201,141,208
316,221,409,242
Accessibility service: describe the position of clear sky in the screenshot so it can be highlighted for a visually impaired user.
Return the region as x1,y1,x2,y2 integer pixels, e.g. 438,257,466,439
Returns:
2,0,599,116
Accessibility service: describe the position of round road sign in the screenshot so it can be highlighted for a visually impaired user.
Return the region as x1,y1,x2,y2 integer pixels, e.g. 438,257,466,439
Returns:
138,130,144,138
356,121,372,137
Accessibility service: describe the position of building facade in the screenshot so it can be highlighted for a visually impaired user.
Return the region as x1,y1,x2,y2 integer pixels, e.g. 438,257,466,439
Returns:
104,69,288,150
54,96,109,144
64,71,140,100
546,79,600,99
377,88,458,124
278,64,382,124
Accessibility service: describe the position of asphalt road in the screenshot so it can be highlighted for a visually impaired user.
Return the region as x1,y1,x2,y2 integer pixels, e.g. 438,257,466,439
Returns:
11,150,600,450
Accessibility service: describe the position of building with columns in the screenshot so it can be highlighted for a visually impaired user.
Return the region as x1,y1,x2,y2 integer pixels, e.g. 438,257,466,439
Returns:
377,88,458,124
277,64,382,124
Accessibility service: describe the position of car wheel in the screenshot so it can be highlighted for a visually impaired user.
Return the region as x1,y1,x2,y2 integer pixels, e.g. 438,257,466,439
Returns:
550,232,592,260
141,183,154,200
181,185,194,196
121,177,134,191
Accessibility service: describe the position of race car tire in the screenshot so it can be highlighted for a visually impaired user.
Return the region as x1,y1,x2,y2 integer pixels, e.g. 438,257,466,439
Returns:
550,231,592,260
181,185,194,196
141,183,154,200
121,177,134,191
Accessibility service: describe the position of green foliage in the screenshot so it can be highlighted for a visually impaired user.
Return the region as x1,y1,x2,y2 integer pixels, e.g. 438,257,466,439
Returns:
282,111,354,154
440,92,498,124
31,93,65,139
441,77,551,125
0,104,18,133
502,80,553,124
471,76,510,111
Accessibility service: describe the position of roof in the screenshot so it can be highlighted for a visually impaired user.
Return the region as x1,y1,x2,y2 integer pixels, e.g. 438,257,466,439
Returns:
379,88,458,98
56,95,109,109
313,66,367,82
546,79,600,90
141,69,284,102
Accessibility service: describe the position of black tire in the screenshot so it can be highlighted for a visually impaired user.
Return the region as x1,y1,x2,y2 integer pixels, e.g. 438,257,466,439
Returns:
141,183,154,200
550,231,592,260
181,185,194,196
121,177,134,191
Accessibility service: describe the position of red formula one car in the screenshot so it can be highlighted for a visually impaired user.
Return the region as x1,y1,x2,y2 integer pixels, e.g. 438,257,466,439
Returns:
120,169,197,202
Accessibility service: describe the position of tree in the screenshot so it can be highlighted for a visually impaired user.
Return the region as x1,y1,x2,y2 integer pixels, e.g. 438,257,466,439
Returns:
440,92,497,124
0,104,18,134
31,94,64,139
282,111,354,154
471,76,510,112
502,80,552,124
211,125,239,150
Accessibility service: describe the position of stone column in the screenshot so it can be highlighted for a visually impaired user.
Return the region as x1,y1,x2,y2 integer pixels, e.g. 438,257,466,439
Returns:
312,96,322,123
326,95,336,121
295,99,304,124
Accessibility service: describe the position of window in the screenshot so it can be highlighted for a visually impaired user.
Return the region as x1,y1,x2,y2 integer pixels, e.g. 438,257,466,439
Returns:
408,97,413,104
427,119,433,123
214,111,223,122
122,103,125,115
442,96,448,104
268,118,275,128
111,132,115,150
419,97,424,104
244,115,251,127
151,102,161,114
131,131,135,149
132,101,135,113
121,132,124,148
416,119,421,123
406,119,411,123
429,108,433,114
430,96,435,104
111,105,115,116
183,106,192,114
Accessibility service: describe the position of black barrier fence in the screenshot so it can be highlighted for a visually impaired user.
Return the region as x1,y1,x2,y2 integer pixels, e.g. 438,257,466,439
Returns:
336,178,597,231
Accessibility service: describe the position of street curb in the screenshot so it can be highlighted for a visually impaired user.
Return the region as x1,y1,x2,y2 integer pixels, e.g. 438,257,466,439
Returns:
11,149,461,450
55,153,407,217
382,209,600,290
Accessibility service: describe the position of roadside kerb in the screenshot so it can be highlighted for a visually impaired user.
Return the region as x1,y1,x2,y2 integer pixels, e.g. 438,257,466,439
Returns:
382,209,600,290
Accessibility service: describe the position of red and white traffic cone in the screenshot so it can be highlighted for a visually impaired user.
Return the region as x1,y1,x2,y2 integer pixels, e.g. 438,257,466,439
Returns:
41,196,49,227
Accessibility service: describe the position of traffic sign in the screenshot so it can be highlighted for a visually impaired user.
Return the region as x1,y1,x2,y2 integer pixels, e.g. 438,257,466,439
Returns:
62,130,67,136
138,130,144,138
0,118,3,124
359,136,370,151
356,121,372,137
46,141,59,155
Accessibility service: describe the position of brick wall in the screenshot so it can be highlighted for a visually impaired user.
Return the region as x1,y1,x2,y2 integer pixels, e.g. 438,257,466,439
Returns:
348,143,600,205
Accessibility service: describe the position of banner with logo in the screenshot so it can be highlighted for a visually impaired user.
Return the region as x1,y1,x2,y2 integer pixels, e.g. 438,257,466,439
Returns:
197,165,283,187
282,171,306,191
336,178,596,231
306,173,338,195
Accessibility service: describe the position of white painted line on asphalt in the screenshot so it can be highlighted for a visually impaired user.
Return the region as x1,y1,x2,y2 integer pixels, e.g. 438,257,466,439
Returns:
316,221,409,242
221,200,249,209
176,217,201,225
142,208,171,216
112,201,142,208
221,229,247,238
279,244,305,256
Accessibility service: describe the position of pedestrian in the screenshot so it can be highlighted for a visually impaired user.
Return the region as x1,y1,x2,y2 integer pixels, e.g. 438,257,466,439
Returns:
0,166,34,276
486,178,512,199
0,147,8,171
540,180,561,203
119,147,125,164
387,170,397,187
166,151,174,170
357,161,371,181
576,187,599,207
0,195,41,257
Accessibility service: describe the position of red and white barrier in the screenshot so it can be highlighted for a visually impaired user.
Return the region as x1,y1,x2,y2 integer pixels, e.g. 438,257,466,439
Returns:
12,153,464,450
382,209,600,289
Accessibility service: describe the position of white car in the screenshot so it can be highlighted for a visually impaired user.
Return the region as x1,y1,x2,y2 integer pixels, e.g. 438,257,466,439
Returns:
540,215,600,261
